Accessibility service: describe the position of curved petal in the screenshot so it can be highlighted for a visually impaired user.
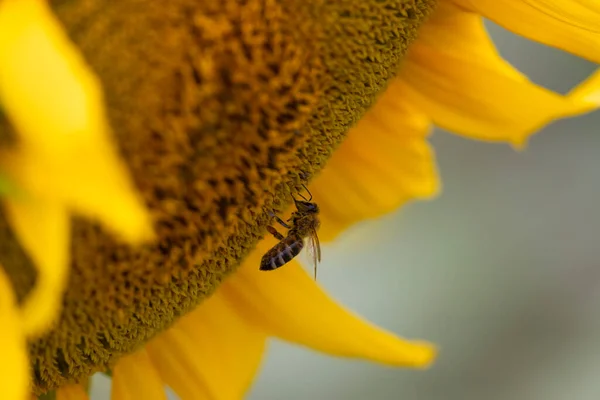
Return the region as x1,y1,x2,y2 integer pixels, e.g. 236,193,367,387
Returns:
112,349,167,400
400,2,599,146
2,199,69,336
146,291,266,400
0,267,28,400
0,0,152,244
310,93,439,242
453,0,600,64
222,245,436,368
55,384,89,400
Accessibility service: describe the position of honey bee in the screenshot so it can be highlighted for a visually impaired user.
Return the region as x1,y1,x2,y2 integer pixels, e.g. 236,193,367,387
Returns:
260,186,322,279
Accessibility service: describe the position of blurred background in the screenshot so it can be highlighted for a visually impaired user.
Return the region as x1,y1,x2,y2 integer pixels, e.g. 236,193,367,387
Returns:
92,21,600,400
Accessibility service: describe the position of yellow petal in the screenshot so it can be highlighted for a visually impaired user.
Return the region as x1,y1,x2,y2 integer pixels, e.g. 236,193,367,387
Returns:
55,384,89,400
0,0,152,244
2,198,69,336
399,2,598,146
146,291,266,400
0,266,28,400
145,332,211,400
222,246,436,368
112,349,167,400
453,0,600,64
311,92,438,242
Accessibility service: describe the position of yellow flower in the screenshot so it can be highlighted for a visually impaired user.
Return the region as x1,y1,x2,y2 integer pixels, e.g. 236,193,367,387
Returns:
0,0,599,399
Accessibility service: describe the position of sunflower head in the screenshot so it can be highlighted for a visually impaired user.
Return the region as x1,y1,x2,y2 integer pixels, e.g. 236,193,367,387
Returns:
0,0,436,394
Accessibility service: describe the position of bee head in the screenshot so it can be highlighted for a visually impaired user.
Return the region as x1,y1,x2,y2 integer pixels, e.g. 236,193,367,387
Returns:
295,200,319,214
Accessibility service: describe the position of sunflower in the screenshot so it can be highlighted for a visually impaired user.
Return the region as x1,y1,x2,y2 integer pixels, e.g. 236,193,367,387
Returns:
1,0,599,399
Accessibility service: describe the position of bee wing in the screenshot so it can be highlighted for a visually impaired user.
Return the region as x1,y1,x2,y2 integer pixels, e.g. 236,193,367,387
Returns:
312,227,321,262
306,228,321,280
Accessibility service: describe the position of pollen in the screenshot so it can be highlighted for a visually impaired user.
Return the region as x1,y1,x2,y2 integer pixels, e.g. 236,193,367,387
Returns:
0,0,435,394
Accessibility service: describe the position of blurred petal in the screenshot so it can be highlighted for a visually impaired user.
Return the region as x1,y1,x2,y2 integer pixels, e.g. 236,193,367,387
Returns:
0,267,28,400
112,349,166,400
222,246,436,368
453,0,600,64
0,0,152,243
3,199,69,336
311,93,438,242
146,292,266,400
400,2,599,146
56,384,89,400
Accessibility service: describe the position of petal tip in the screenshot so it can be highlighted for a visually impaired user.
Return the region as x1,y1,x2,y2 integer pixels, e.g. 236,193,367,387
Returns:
397,341,438,369
117,210,156,245
510,137,528,151
407,341,438,369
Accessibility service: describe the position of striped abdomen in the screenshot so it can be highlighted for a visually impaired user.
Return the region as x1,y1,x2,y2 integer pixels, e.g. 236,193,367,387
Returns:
260,235,304,271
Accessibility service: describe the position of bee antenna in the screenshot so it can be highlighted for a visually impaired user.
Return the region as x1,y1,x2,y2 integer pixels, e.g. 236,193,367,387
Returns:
301,184,312,202
291,184,313,203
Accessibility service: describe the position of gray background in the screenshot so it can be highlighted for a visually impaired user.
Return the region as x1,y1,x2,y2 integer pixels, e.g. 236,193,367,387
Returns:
91,22,600,400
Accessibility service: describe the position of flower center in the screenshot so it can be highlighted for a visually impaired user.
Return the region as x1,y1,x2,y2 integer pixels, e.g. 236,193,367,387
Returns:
1,0,436,394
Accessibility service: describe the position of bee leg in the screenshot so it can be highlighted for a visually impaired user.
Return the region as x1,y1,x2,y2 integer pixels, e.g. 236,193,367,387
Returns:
268,210,291,229
266,225,285,241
